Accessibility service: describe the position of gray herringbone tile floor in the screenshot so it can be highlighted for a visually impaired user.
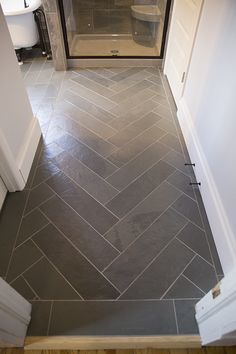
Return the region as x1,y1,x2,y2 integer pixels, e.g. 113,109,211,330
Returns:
0,51,223,336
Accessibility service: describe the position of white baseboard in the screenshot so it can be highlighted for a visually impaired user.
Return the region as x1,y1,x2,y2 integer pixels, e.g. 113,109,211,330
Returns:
177,98,236,275
16,117,41,188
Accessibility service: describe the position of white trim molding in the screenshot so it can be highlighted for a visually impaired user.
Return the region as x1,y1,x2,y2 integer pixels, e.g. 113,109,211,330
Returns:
0,130,25,192
0,277,31,348
177,98,236,274
196,268,236,345
16,116,41,184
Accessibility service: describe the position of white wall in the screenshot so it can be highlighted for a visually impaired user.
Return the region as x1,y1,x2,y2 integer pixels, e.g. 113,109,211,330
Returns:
177,0,236,274
0,5,41,190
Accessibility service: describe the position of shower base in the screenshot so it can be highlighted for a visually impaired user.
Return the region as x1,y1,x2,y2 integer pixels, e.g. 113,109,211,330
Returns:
70,34,160,57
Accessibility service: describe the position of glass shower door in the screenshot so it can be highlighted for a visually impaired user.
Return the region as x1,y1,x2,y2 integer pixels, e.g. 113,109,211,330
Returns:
60,0,171,58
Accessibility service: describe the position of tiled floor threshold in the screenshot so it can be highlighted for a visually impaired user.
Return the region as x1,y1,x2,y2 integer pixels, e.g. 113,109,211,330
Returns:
0,53,223,337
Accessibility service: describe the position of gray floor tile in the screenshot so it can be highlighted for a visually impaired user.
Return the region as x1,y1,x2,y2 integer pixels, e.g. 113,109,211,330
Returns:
25,138,43,189
164,275,204,299
46,172,119,235
109,100,157,131
49,300,177,335
194,189,224,277
72,74,115,97
159,133,182,153
153,103,173,120
163,150,194,177
174,299,199,334
183,256,217,293
147,75,162,85
172,194,203,228
62,92,115,124
149,83,166,97
110,89,155,117
55,99,116,139
27,301,52,336
65,81,116,111
0,190,28,277
108,112,161,148
107,141,170,191
24,183,55,215
107,125,166,167
51,150,118,204
104,208,187,291
11,276,37,300
16,209,49,246
24,258,81,299
7,240,42,282
40,195,119,270
105,181,181,251
152,94,169,107
156,118,178,136
33,224,119,299
111,68,143,82
110,80,152,103
75,68,115,87
120,239,194,299
167,170,196,200
177,222,212,264
106,160,175,218
50,113,116,157
55,133,117,178
32,161,60,187
38,142,64,166
109,70,152,93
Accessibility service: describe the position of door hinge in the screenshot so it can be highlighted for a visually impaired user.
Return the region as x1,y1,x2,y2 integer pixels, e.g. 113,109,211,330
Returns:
181,71,186,83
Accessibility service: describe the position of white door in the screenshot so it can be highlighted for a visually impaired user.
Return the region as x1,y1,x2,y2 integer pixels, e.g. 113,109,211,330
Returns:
164,0,203,104
0,177,7,210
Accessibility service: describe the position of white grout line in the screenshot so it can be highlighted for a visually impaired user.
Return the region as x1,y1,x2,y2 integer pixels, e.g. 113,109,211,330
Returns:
104,132,169,179
31,238,84,300
51,104,118,150
114,201,188,297
36,209,122,295
181,274,207,295
102,192,186,274
22,274,40,299
169,203,205,232
173,300,180,335
40,185,121,254
62,85,120,135
5,167,40,279
23,194,55,218
102,170,179,240
14,222,50,250
177,237,215,268
105,130,168,170
104,139,171,184
47,301,54,336
160,255,197,300
8,255,44,285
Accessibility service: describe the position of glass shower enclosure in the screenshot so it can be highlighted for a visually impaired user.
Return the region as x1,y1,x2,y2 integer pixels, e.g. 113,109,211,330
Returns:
58,0,171,58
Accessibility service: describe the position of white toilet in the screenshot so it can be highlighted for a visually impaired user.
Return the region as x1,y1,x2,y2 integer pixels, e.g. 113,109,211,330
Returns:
131,4,161,47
